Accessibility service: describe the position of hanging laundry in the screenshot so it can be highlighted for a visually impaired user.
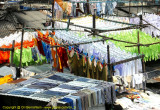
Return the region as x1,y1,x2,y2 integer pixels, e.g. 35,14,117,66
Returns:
90,3,97,15
55,10,63,20
31,47,38,61
0,45,11,64
96,2,102,17
67,2,72,15
55,16,131,31
67,49,79,75
0,39,34,65
71,2,77,17
53,30,143,87
105,29,160,61
11,47,47,67
57,47,68,72
130,13,160,37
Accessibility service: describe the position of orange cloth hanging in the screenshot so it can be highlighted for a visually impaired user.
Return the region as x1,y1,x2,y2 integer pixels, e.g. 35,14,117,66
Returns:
1,45,10,60
33,38,38,46
36,30,51,44
15,40,34,49
50,38,57,68
0,39,35,64
44,30,49,38
51,31,55,35
35,30,66,72
0,45,11,64
37,30,43,38
57,44,63,72
50,37,63,71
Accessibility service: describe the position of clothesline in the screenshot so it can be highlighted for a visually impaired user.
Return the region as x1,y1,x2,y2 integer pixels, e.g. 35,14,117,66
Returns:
53,17,147,33
15,26,160,48
125,41,160,47
96,34,138,44
50,37,110,48
129,14,160,36
116,4,160,8
53,19,99,30
142,18,160,32
101,14,135,18
102,18,136,26
96,24,148,33
63,0,155,3
11,18,160,49
15,27,69,31
111,55,144,66
101,14,160,37
68,15,160,47
0,48,14,51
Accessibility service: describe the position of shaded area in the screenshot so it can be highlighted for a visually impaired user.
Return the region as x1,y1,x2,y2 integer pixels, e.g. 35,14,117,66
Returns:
145,59,160,94
0,95,48,110
146,59,160,80
147,82,160,94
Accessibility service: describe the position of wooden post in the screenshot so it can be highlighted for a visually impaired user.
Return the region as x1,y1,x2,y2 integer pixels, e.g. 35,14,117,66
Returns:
129,0,131,18
87,0,89,15
137,31,140,54
142,54,146,92
137,2,138,14
116,1,118,16
92,9,96,36
52,0,55,29
111,55,144,66
107,45,110,69
18,24,25,78
10,40,15,66
140,15,142,31
107,45,112,82
67,17,70,30
142,55,145,73
107,45,113,110
19,24,24,68
142,0,143,15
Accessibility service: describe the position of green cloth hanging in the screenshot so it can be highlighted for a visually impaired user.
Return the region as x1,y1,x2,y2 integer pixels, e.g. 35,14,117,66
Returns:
10,47,47,67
